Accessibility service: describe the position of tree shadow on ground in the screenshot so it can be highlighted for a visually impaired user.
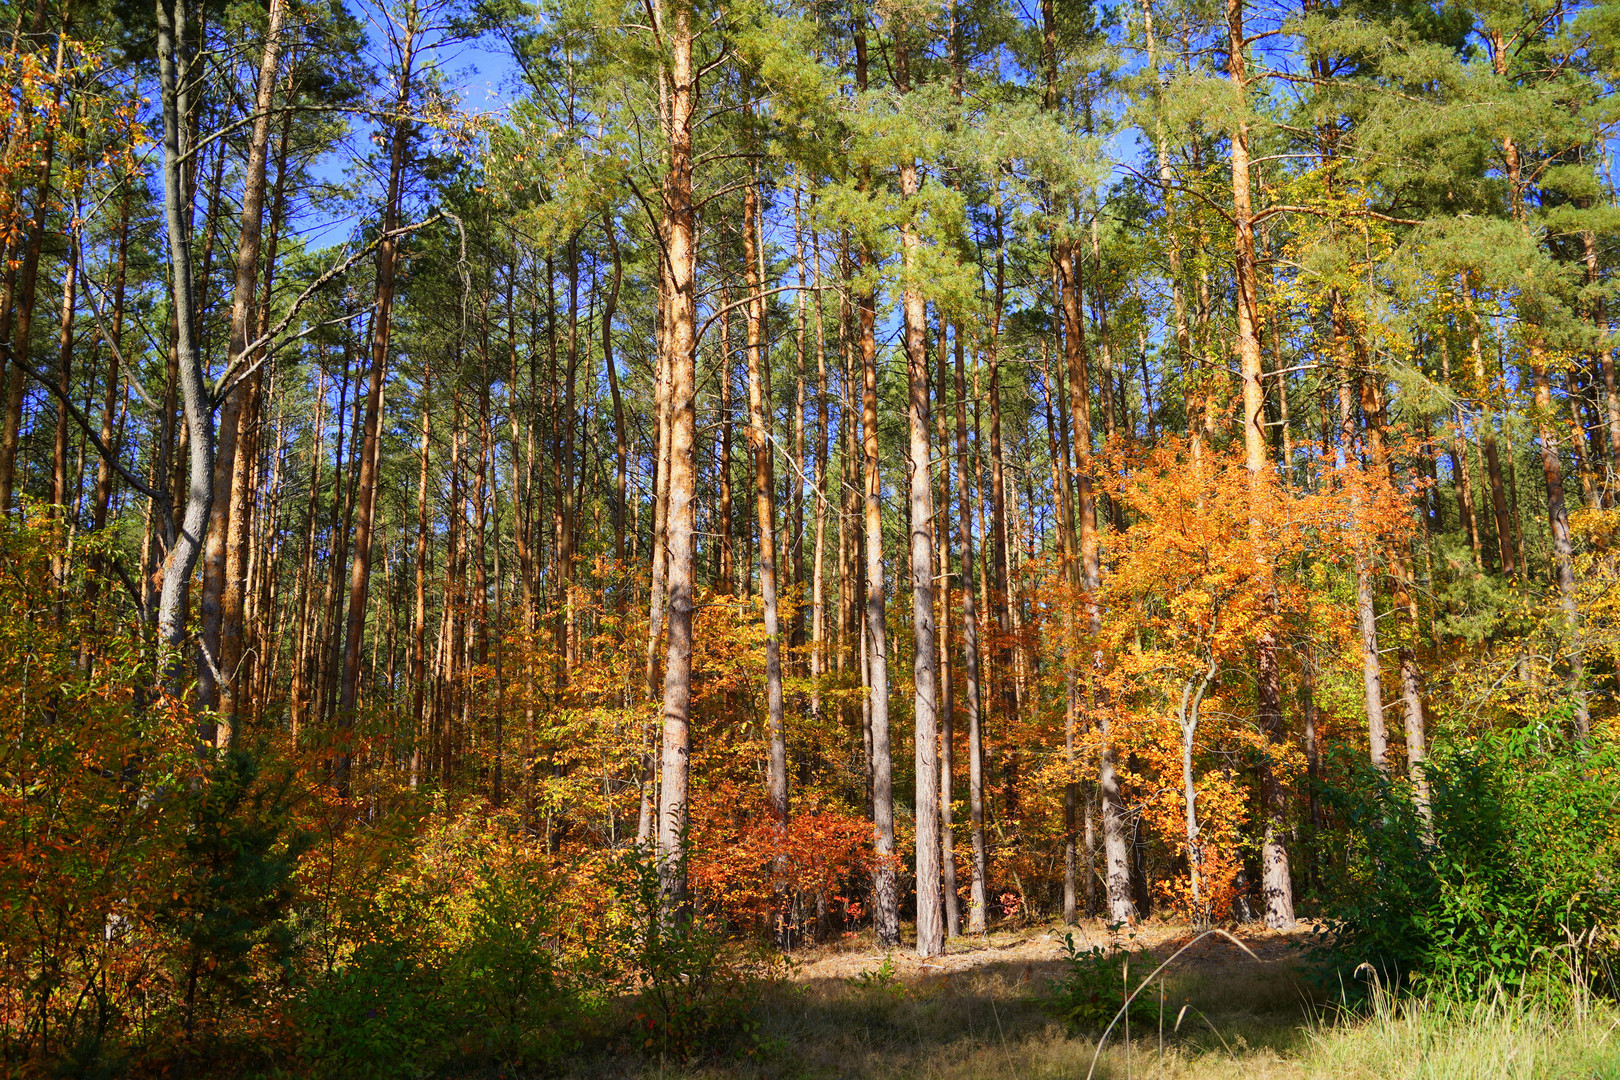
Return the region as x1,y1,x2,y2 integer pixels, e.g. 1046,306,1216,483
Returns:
554,928,1323,1080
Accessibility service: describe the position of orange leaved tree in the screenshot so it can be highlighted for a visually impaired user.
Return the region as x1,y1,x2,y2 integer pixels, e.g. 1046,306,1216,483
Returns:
1072,441,1412,925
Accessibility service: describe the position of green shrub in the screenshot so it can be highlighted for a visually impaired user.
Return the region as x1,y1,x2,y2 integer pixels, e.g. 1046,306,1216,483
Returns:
598,846,782,1062
156,750,312,1050
294,939,450,1080
292,877,452,1080
443,847,580,1067
848,955,903,997
1050,933,1160,1032
293,818,583,1078
1312,724,1620,996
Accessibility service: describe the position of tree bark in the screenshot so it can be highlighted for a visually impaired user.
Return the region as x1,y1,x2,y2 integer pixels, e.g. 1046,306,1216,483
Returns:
936,314,959,938
1056,238,1134,925
743,180,788,826
1230,0,1294,926
603,213,627,571
896,32,942,954
0,37,60,515
655,0,698,910
851,20,898,947
154,0,217,716
198,0,286,738
336,22,414,793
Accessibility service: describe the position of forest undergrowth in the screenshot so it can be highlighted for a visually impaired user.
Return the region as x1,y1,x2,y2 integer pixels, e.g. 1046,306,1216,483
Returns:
552,925,1619,1080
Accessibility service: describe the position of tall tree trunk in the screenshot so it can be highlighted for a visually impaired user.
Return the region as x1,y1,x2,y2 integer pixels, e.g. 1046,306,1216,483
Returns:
1057,238,1133,925
790,186,808,668
1439,333,1483,563
895,32,942,956
557,236,580,672
603,214,627,571
318,341,359,732
1532,348,1590,738
859,256,898,946
154,0,217,714
985,221,1019,814
1360,376,1431,813
411,363,431,786
85,184,133,628
1338,344,1389,772
289,368,326,742
1462,280,1514,575
645,314,674,702
198,0,285,738
716,291,735,593
809,222,830,738
336,26,413,793
851,21,898,947
655,0,698,909
1047,334,1081,926
227,86,295,732
0,34,61,514
50,161,82,601
936,314,959,938
1231,0,1294,926
743,180,788,826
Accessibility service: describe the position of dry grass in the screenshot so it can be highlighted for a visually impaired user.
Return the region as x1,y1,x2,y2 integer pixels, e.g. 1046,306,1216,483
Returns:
555,923,1619,1080
1303,981,1620,1080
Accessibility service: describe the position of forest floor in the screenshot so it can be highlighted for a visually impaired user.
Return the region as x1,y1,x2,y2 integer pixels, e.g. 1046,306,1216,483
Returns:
554,919,1619,1080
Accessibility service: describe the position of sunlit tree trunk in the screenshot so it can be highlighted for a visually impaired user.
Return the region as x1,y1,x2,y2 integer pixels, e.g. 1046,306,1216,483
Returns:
810,223,829,736
850,21,898,947
1231,0,1294,926
154,0,217,712
655,0,699,908
199,0,285,739
936,313,959,938
1057,238,1133,925
743,180,788,827
336,17,414,794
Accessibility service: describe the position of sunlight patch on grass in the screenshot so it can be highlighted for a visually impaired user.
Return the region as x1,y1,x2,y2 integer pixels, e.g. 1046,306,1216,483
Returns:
1304,990,1620,1080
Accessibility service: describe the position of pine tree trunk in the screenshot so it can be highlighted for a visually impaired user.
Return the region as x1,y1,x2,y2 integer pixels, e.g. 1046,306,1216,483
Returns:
1057,238,1133,925
603,214,627,571
50,165,82,601
411,364,432,786
1532,350,1590,739
895,39,942,951
790,187,808,668
1231,0,1294,925
743,181,788,827
557,237,580,672
810,222,830,737
335,34,410,790
645,318,673,702
198,0,285,737
936,313,959,938
1361,376,1431,813
716,292,735,593
655,0,699,909
859,258,898,945
851,21,898,947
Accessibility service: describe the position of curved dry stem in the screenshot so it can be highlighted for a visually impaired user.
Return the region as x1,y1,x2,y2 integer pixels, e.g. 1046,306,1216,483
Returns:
1084,928,1263,1080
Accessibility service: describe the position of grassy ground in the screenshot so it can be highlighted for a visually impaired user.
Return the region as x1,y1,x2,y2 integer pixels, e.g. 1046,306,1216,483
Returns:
559,922,1620,1080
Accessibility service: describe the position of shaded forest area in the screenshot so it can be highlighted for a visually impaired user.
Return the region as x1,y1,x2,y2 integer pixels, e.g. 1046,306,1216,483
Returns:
3,0,1620,1071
